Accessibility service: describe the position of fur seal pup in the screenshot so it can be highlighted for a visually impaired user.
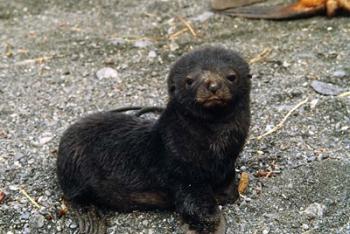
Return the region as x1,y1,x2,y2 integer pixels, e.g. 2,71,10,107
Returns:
56,46,251,234
214,0,350,19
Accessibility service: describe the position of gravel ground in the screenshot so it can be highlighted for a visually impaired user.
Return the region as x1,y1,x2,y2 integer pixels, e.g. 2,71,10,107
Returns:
0,0,349,233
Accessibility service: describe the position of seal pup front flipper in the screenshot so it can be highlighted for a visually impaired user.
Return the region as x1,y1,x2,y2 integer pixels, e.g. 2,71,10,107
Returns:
75,205,107,234
220,0,326,19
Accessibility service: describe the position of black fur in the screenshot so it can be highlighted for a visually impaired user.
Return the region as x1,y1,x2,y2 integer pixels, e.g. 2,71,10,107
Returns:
57,46,251,233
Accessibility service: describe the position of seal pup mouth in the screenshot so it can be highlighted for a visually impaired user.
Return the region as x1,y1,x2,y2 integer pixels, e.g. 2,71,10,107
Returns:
198,96,229,108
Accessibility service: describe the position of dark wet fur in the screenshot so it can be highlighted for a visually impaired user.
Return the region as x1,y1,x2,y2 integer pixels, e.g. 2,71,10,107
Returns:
57,46,251,233
111,106,164,117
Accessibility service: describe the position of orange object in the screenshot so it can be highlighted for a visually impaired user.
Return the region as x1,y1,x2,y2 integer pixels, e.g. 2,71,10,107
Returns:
216,0,350,19
238,172,249,194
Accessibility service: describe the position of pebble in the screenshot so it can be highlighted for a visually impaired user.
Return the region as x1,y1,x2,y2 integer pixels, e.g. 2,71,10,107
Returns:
96,67,120,81
133,39,153,48
190,11,214,22
110,38,126,46
31,214,45,228
302,203,326,219
14,152,25,161
307,156,316,162
332,69,347,78
20,212,30,220
148,50,157,58
169,41,179,51
9,185,19,191
302,223,309,230
309,99,319,109
310,80,344,96
38,132,54,145
70,222,78,229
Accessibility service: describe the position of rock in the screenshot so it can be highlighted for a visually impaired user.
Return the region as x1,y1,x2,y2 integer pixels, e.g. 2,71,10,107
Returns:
169,41,179,52
309,99,319,109
95,67,120,81
110,38,126,46
9,185,19,191
191,11,214,22
0,191,6,203
31,214,45,228
37,132,54,145
302,203,326,219
14,152,25,161
133,39,153,48
148,50,157,58
332,69,347,78
20,212,30,220
302,223,309,230
70,222,77,229
310,80,344,96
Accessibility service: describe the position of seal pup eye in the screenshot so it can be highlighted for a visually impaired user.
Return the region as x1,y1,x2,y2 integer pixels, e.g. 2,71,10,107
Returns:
185,78,194,87
226,73,237,82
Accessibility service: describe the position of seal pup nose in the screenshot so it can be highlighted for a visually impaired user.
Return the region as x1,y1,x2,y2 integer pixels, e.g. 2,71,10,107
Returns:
208,81,221,93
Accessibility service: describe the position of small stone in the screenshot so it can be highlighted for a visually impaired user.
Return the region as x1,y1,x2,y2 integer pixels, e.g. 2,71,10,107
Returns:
32,214,45,228
20,198,28,204
142,220,149,226
38,132,54,145
302,223,309,230
307,156,316,162
110,38,126,46
169,41,179,52
302,203,326,219
240,166,247,171
20,212,30,220
333,69,347,78
133,39,153,48
310,80,344,96
70,222,78,229
9,185,19,191
0,191,5,203
96,67,120,81
148,50,157,58
309,99,319,109
191,11,214,22
282,61,290,68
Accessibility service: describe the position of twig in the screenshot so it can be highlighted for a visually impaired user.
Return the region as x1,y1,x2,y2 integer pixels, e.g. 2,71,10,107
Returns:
19,188,43,209
13,56,53,67
249,48,272,64
168,28,189,40
338,91,350,97
253,98,309,140
177,16,197,37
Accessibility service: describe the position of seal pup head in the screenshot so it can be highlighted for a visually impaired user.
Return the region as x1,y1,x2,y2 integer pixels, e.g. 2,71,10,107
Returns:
167,46,251,117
